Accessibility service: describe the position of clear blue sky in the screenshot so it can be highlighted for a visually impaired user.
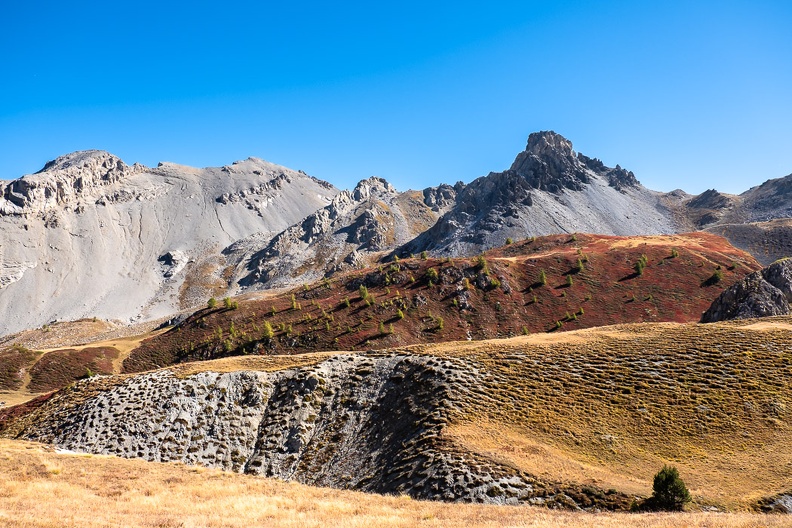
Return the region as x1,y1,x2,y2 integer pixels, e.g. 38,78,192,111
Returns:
1,1,791,194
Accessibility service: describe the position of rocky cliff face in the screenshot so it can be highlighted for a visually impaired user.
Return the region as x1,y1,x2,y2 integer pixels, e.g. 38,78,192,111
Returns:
0,152,337,335
399,131,676,256
226,177,460,289
732,174,792,223
0,352,630,509
0,151,143,216
702,259,792,322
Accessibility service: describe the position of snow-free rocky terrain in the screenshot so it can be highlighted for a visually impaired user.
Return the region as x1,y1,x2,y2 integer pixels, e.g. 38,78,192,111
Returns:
0,151,337,335
3,131,792,336
702,257,792,322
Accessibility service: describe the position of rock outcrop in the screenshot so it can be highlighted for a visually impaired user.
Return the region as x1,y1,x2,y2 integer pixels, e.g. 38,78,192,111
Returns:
0,352,630,509
702,259,792,322
399,131,676,257
0,151,142,216
227,177,459,288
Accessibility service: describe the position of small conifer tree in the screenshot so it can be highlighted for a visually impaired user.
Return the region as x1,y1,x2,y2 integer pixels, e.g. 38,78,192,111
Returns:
650,465,691,511
262,321,274,340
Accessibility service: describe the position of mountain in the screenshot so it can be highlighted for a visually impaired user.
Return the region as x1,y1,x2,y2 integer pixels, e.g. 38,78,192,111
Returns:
2,132,792,337
398,131,676,256
663,174,792,265
0,151,337,335
224,177,461,290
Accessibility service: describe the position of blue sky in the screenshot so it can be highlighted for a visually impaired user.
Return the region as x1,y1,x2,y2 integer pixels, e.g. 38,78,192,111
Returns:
1,1,791,194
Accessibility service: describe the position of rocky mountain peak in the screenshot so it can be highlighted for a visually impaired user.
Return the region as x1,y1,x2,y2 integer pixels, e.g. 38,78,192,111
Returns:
687,189,732,210
507,131,589,193
34,150,126,174
352,176,396,201
524,130,576,158
1,150,142,215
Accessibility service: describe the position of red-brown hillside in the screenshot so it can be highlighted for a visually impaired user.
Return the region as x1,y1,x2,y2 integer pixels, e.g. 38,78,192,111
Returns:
123,232,760,373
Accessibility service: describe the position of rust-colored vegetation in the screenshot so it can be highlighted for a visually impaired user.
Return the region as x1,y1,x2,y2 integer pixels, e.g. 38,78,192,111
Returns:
124,232,759,373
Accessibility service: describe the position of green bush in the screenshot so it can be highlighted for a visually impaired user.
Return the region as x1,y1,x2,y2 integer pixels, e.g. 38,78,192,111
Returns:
262,321,274,340
207,297,218,309
426,267,439,282
648,465,691,511
634,255,648,276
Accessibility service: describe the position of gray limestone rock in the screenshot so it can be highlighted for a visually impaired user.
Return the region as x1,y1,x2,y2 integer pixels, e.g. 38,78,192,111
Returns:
702,259,792,322
0,151,337,335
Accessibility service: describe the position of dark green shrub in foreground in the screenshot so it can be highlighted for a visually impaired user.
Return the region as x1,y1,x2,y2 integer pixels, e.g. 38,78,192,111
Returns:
643,465,691,511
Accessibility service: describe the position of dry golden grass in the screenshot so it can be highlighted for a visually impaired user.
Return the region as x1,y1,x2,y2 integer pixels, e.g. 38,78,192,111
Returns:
9,317,784,511
171,350,345,377
6,317,792,517
417,318,792,510
0,438,788,528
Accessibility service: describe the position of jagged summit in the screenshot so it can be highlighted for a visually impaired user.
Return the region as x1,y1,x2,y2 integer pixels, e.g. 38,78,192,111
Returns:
1,150,142,215
523,130,576,157
398,131,670,256
508,131,587,193
227,175,456,289
34,150,128,174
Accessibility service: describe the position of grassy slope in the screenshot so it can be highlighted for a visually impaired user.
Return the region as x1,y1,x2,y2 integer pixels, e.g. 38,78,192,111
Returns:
124,232,759,373
415,318,792,510
130,317,792,508
0,331,160,407
0,438,786,528
8,317,792,511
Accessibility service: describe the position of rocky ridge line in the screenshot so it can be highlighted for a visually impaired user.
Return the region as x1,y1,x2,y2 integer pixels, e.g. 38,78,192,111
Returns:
0,150,143,216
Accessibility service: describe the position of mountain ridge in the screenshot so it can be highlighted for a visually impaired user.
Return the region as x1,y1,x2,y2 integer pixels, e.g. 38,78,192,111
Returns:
1,132,791,336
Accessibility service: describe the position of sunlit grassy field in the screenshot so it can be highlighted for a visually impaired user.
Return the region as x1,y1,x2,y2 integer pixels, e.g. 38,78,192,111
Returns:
0,439,788,528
